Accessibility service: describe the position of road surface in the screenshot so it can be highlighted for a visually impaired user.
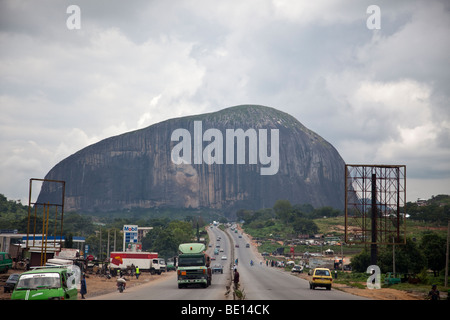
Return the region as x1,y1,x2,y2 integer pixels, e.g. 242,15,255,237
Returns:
93,225,367,300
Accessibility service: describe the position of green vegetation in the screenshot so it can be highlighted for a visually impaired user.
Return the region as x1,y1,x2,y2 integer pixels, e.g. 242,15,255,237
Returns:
406,194,450,225
238,196,449,295
236,200,341,239
141,220,200,259
0,194,207,260
1,192,449,279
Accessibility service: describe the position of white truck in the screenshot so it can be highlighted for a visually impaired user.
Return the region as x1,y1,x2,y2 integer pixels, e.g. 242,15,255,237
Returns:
110,252,163,274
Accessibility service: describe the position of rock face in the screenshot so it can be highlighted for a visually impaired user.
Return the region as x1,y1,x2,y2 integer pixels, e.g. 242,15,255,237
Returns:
37,105,346,215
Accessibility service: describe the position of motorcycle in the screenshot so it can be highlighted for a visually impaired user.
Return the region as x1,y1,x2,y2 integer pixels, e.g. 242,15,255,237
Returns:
117,277,126,293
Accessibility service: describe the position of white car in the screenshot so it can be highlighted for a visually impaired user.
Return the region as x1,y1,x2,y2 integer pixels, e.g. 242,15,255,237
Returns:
221,255,227,260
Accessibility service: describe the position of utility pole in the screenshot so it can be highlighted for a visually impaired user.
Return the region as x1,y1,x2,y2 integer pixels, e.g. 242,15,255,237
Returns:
196,220,200,242
445,220,449,287
370,174,377,266
107,230,110,260
114,229,116,252
392,236,396,276
99,226,102,261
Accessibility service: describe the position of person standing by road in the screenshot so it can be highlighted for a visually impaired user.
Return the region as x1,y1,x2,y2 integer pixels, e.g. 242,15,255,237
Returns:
80,274,87,299
135,266,140,279
233,269,240,290
428,284,440,300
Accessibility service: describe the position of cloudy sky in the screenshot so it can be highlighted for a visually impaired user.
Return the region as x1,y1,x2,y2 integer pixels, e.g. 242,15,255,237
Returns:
1,0,449,204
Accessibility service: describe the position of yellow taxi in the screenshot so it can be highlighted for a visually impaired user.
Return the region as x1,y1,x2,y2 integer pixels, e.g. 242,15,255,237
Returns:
309,267,332,290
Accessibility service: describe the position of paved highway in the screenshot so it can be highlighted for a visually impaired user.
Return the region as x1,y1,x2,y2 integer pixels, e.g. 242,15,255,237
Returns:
229,227,367,300
94,224,367,300
93,226,233,300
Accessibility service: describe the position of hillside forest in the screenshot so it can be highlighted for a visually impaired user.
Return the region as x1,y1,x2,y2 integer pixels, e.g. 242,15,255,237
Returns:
0,193,448,271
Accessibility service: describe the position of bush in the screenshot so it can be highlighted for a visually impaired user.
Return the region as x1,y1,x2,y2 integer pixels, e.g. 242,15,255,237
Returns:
417,268,429,285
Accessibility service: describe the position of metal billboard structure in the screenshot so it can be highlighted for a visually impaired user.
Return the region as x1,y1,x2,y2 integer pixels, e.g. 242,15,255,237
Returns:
26,178,66,266
345,165,406,264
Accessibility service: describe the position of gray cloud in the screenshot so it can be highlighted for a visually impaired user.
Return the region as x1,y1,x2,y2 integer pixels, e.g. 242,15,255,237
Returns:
1,0,449,203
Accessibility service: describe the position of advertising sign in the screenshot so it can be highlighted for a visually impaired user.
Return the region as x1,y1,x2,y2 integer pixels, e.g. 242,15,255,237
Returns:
123,225,139,252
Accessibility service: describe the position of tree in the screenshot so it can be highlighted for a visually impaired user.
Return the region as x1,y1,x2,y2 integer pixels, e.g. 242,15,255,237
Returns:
292,217,318,236
351,249,371,272
420,233,446,276
273,200,292,223
377,238,426,274
312,206,342,218
142,220,194,259
236,209,254,223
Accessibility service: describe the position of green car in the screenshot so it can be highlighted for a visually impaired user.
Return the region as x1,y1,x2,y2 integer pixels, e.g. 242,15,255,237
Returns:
11,267,78,300
0,252,13,273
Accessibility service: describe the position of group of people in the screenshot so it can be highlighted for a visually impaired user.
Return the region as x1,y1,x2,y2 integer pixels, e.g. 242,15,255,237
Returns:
109,264,140,279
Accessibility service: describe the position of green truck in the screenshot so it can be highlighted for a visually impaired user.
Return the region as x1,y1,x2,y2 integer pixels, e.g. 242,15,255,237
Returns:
11,266,78,300
177,243,212,289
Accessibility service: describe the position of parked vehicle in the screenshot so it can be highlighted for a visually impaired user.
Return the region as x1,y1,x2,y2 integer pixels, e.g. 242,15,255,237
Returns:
11,267,78,300
45,258,74,267
291,265,303,273
166,258,176,271
158,258,166,272
384,272,401,285
0,252,12,273
110,251,163,274
3,273,19,293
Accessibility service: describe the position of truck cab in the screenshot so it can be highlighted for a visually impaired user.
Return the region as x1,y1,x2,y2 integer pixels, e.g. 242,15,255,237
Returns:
177,243,212,289
158,258,166,272
150,258,162,275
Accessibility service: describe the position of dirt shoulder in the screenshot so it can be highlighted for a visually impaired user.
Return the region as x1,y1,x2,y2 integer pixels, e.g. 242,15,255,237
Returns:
292,272,424,300
0,269,173,300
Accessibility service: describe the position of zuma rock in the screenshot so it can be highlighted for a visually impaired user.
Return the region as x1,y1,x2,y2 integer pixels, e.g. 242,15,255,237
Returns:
37,105,346,215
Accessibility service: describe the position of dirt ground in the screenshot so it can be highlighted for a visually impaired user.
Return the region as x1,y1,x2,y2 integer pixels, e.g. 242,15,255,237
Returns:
81,271,174,299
